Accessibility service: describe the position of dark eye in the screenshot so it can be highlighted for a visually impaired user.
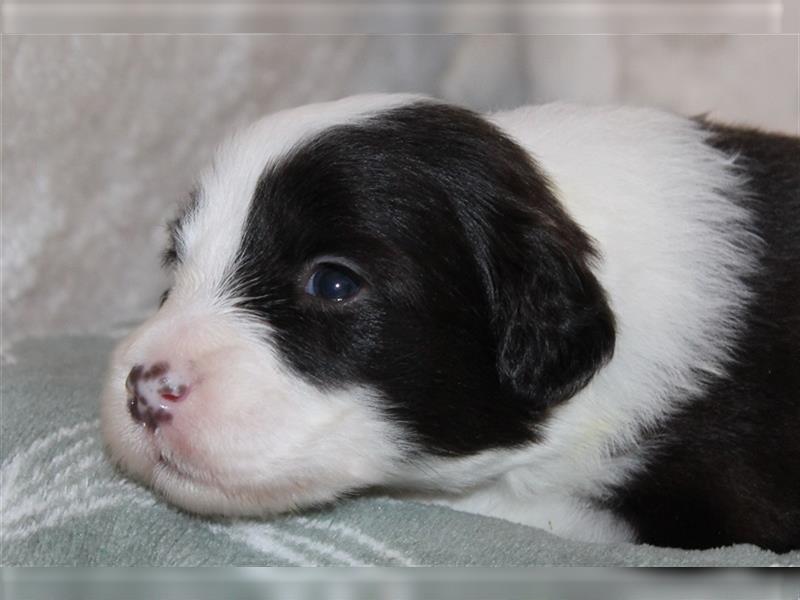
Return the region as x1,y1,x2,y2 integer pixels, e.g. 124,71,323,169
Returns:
305,263,363,302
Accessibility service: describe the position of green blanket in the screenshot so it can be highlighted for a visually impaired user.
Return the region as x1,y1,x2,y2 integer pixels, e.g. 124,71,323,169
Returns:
2,332,798,566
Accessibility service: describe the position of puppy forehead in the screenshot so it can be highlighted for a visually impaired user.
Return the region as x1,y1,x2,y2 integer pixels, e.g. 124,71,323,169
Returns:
178,94,428,290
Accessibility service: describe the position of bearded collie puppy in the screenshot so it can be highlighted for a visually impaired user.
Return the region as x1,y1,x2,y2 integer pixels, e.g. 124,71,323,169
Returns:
101,94,800,552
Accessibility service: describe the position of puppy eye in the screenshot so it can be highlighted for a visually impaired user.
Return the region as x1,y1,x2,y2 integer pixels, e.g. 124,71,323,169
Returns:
304,263,362,302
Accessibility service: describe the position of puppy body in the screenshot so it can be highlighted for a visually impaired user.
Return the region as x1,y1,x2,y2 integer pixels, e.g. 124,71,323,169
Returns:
102,95,800,551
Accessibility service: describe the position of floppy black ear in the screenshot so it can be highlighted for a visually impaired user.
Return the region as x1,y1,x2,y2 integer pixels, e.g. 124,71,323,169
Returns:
489,214,616,409
362,99,615,409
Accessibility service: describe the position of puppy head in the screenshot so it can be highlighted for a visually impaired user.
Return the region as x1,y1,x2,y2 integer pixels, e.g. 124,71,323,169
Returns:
101,94,614,516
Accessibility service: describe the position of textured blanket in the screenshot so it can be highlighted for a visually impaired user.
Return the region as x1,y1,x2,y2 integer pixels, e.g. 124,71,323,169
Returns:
2,331,798,566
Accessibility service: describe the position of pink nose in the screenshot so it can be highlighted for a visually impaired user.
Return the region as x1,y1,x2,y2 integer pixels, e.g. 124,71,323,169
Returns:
126,361,189,430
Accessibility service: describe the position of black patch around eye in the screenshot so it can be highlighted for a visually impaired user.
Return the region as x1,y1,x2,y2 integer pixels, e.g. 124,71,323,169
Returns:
229,101,613,458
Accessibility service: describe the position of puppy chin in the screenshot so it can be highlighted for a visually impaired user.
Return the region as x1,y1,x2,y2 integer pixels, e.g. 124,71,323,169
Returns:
103,434,352,517
100,306,407,517
145,451,356,517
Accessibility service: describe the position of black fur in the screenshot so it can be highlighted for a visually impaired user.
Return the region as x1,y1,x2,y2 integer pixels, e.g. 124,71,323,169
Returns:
606,124,800,552
230,102,615,456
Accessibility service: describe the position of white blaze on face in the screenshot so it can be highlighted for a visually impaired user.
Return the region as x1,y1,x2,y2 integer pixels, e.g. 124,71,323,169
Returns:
100,95,422,516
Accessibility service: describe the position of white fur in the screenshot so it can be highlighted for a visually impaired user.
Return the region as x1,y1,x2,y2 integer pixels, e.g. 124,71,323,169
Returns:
102,95,757,543
101,299,407,515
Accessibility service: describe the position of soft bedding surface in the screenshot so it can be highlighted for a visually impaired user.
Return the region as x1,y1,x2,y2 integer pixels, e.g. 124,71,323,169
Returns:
1,331,798,566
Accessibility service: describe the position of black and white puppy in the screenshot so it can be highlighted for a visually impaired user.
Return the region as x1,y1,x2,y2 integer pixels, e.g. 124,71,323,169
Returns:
101,94,800,552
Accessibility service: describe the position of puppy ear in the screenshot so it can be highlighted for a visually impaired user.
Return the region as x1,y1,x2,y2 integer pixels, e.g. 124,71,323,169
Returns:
490,217,616,408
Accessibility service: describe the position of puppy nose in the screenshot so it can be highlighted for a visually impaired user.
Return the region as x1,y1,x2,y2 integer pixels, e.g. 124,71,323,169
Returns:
125,361,189,430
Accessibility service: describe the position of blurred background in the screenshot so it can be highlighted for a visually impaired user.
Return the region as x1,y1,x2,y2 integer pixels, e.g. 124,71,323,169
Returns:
3,0,799,33
1,5,799,351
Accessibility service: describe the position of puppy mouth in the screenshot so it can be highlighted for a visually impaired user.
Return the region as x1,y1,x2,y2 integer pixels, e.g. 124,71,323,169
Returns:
150,447,310,517
157,452,191,478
